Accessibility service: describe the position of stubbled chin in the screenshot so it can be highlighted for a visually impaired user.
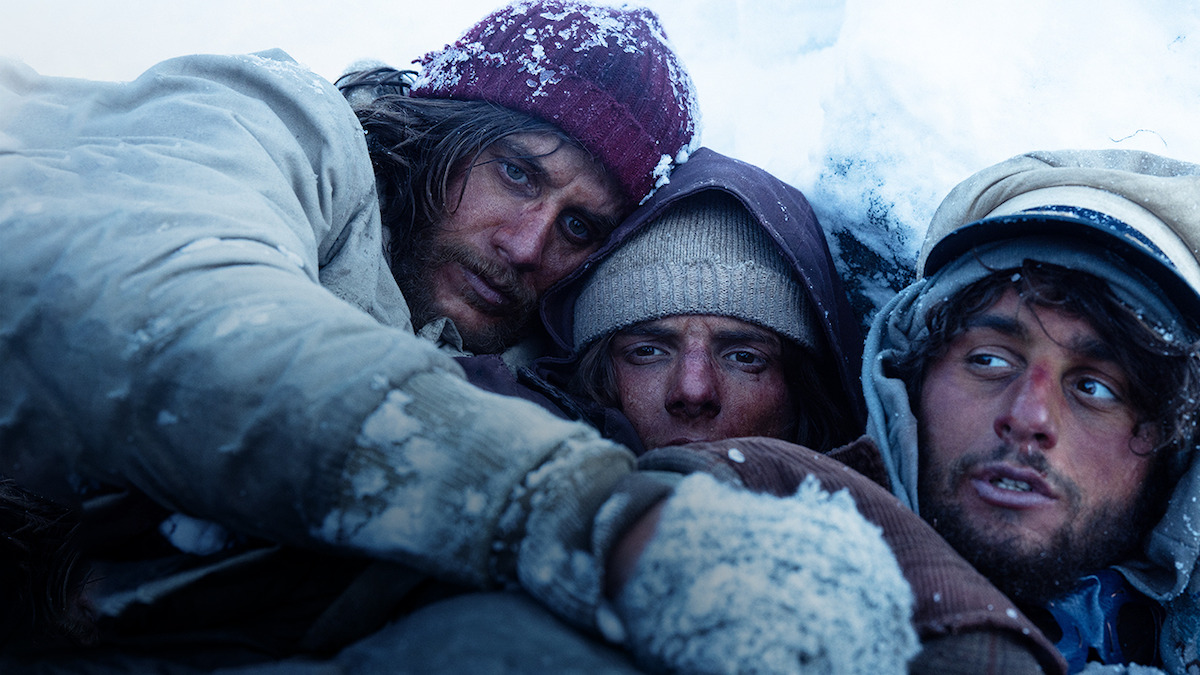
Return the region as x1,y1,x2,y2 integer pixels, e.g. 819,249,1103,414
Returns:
957,497,1063,549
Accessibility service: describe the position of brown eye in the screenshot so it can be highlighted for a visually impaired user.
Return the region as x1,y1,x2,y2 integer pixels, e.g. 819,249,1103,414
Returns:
561,215,595,246
967,353,1009,368
1076,377,1118,401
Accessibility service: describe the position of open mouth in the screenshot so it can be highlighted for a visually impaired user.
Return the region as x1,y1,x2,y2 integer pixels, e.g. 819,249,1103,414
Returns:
991,476,1032,492
969,463,1054,509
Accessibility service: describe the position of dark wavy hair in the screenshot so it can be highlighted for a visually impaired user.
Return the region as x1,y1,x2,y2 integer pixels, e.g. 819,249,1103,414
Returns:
335,67,583,269
0,477,95,650
892,260,1200,466
569,328,858,453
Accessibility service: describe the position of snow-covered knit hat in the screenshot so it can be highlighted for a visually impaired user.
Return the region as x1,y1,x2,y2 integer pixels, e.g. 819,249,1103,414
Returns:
920,149,1200,328
410,0,699,206
573,191,815,350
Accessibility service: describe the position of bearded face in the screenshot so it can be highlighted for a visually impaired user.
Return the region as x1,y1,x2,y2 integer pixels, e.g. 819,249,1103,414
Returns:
915,289,1163,604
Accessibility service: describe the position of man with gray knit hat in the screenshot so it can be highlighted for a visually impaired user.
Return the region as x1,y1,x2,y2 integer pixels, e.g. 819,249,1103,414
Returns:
567,189,855,452
859,149,1200,673
532,147,867,457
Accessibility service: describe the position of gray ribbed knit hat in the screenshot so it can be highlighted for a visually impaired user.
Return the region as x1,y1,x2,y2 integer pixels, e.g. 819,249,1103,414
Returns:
573,191,814,350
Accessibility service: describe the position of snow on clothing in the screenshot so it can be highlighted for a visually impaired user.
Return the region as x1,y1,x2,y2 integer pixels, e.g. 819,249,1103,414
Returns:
0,51,917,675
408,0,700,207
0,49,648,663
513,148,1060,672
451,150,925,672
861,150,1200,673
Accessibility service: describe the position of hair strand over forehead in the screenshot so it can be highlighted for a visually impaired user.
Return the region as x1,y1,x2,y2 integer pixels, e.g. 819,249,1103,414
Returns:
337,67,585,256
894,260,1200,468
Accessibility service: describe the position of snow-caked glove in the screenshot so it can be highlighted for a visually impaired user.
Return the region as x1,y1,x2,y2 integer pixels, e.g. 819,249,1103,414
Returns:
611,472,919,675
320,370,636,613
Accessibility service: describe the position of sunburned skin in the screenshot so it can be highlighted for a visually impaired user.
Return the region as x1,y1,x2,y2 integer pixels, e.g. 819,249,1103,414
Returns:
608,314,796,450
918,289,1154,559
421,132,625,350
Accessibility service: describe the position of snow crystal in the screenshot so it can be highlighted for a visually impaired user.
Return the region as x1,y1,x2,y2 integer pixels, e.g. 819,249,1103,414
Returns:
159,512,230,556
726,447,746,463
595,603,627,643
461,486,487,516
348,462,389,500
235,52,329,97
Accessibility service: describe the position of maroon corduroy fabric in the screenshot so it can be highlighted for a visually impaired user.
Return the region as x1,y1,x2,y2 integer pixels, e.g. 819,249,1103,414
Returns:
638,436,1070,675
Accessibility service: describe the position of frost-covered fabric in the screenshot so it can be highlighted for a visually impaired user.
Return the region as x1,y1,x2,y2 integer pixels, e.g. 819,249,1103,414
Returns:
615,473,918,674
0,48,637,652
410,0,700,206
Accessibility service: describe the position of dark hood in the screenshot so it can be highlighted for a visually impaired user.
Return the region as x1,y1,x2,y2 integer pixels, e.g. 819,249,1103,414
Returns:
537,147,866,431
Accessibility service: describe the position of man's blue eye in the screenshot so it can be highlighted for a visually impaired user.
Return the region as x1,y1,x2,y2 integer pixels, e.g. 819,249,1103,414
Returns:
503,162,528,183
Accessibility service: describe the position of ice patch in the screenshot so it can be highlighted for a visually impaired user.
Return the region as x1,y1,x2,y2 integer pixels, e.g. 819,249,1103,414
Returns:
358,389,422,447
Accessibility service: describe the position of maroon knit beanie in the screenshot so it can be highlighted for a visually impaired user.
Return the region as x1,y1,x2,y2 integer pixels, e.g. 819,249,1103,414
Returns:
409,0,700,206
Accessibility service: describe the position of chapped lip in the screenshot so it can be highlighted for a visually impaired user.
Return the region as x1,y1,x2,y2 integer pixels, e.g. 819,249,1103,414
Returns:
459,264,513,309
664,437,704,447
969,462,1057,509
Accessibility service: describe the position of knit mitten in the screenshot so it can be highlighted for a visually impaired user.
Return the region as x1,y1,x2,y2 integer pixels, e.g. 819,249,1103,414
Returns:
613,472,918,674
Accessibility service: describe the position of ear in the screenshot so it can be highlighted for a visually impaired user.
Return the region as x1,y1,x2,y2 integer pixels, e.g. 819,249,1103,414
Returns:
1129,420,1161,458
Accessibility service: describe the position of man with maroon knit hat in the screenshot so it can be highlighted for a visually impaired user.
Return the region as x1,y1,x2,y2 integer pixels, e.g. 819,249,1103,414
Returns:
339,0,699,354
0,1,850,672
